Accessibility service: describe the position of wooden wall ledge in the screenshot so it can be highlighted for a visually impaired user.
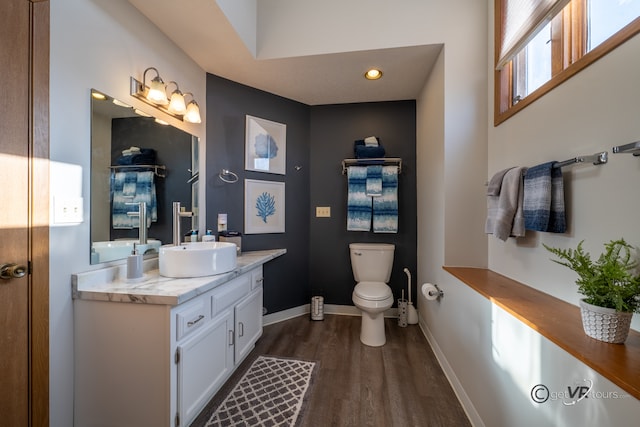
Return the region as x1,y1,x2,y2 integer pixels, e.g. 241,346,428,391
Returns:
443,266,640,401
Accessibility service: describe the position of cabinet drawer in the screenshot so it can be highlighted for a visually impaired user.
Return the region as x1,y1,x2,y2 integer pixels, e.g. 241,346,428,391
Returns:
176,298,210,341
251,266,264,290
211,274,251,318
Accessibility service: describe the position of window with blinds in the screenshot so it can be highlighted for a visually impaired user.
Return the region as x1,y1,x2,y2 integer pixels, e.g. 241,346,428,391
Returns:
494,0,640,125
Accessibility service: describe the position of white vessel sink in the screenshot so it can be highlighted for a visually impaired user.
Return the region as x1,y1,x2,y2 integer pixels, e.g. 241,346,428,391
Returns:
159,242,237,278
92,239,162,263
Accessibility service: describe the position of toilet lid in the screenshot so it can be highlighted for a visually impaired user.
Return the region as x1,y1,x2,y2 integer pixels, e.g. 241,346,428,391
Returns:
354,282,392,301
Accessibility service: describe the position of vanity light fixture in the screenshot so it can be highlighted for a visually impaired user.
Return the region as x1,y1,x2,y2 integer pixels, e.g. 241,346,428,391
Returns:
144,67,169,105
183,93,202,124
130,66,202,124
166,81,187,115
364,68,383,80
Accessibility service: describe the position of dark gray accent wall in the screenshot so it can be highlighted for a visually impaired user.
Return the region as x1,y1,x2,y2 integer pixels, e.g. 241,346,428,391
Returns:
206,74,417,313
206,75,311,314
309,102,417,306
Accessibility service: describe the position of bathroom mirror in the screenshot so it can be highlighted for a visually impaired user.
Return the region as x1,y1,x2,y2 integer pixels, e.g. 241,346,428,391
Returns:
90,89,199,264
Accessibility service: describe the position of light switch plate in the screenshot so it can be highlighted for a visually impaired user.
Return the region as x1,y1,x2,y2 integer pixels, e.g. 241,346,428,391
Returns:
53,197,84,224
316,206,331,217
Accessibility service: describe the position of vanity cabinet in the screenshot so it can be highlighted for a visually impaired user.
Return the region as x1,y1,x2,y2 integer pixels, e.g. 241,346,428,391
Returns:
74,266,264,427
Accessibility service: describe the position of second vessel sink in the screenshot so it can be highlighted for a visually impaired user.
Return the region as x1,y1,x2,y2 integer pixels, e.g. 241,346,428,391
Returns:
92,239,162,264
159,241,238,278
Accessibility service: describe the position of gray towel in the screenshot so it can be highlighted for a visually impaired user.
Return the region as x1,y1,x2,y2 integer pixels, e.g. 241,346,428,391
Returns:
485,167,527,241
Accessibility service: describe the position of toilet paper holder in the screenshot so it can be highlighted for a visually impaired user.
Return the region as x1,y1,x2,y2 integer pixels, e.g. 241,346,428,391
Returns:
430,284,444,298
422,283,444,300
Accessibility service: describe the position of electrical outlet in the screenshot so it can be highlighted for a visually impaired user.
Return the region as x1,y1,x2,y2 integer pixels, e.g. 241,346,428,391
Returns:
316,206,331,217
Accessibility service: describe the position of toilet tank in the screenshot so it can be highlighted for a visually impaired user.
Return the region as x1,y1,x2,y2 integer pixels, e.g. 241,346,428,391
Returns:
349,243,395,282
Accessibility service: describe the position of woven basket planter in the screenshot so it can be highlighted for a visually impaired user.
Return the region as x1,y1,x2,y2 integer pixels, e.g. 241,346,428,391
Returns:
579,299,633,344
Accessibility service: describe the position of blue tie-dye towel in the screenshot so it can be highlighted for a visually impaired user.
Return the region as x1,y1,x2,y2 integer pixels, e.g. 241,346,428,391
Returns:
373,166,399,233
365,165,382,197
112,171,158,229
523,162,566,233
347,166,372,231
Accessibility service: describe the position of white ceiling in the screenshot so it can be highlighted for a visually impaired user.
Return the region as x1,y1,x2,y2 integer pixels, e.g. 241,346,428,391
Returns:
127,0,441,106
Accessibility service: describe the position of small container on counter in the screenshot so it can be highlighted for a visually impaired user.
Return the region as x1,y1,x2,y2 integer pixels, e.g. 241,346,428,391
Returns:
202,230,216,242
219,231,241,254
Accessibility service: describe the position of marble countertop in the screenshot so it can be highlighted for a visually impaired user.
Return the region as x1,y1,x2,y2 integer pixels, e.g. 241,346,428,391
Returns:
72,249,286,306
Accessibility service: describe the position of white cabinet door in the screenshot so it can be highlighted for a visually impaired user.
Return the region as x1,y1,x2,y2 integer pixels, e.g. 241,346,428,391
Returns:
234,286,263,364
177,309,234,426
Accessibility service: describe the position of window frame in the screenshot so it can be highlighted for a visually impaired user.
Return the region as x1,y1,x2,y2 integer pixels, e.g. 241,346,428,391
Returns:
494,0,640,126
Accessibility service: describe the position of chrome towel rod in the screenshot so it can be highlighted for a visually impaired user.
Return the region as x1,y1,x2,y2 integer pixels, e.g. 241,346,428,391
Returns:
109,164,166,178
612,141,640,156
553,151,607,168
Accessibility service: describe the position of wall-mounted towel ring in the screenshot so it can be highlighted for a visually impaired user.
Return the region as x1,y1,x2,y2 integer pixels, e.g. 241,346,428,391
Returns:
219,169,239,183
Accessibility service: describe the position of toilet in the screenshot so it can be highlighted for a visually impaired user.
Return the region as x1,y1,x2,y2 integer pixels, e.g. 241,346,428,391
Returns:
349,243,395,347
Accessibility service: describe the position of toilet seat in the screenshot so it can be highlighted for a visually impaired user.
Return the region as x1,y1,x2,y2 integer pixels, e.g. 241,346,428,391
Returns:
354,282,392,301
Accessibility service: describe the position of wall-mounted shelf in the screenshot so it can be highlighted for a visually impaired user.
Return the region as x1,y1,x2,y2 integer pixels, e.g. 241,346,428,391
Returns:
612,141,640,156
341,157,402,174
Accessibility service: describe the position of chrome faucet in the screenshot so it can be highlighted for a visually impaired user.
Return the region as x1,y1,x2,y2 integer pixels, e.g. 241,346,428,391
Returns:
172,201,194,246
126,202,148,245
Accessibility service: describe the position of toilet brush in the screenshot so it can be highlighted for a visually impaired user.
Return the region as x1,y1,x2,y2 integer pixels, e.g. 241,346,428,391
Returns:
403,268,419,324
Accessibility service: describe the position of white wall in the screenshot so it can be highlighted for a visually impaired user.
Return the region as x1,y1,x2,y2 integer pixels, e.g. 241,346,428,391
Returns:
487,31,640,334
50,1,205,425
417,2,640,426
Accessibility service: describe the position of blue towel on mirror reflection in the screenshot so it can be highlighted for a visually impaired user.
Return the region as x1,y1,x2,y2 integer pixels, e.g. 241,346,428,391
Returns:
347,166,371,231
365,165,382,197
114,148,157,166
354,139,386,159
523,162,566,233
373,166,398,233
111,171,158,229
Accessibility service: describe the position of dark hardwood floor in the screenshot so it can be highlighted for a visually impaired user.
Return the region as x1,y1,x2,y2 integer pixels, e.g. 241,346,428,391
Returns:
191,314,472,427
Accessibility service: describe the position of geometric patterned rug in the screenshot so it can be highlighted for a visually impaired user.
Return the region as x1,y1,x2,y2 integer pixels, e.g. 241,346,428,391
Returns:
205,356,317,427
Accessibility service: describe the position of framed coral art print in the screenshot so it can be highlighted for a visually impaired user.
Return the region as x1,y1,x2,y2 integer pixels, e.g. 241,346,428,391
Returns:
244,179,285,234
245,115,287,175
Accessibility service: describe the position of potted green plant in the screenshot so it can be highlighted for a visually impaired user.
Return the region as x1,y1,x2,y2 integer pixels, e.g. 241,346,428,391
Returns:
544,238,640,344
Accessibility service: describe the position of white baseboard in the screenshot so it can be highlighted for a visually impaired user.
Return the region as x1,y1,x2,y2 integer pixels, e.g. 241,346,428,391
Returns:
262,304,398,326
263,305,310,326
418,314,484,427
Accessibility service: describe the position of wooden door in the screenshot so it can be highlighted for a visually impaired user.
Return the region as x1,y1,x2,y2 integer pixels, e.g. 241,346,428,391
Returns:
0,0,49,425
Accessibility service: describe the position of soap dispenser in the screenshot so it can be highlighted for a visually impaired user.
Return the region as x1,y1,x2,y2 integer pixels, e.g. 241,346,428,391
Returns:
126,243,144,280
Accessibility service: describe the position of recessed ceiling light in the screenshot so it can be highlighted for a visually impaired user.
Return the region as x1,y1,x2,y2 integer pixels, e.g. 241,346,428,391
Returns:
134,109,152,117
364,69,383,80
91,91,107,100
112,99,132,109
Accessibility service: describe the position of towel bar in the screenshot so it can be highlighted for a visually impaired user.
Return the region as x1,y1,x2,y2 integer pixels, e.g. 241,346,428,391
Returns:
341,157,402,174
109,164,166,178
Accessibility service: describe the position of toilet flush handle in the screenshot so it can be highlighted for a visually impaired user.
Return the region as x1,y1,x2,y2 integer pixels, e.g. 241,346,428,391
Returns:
353,251,362,256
